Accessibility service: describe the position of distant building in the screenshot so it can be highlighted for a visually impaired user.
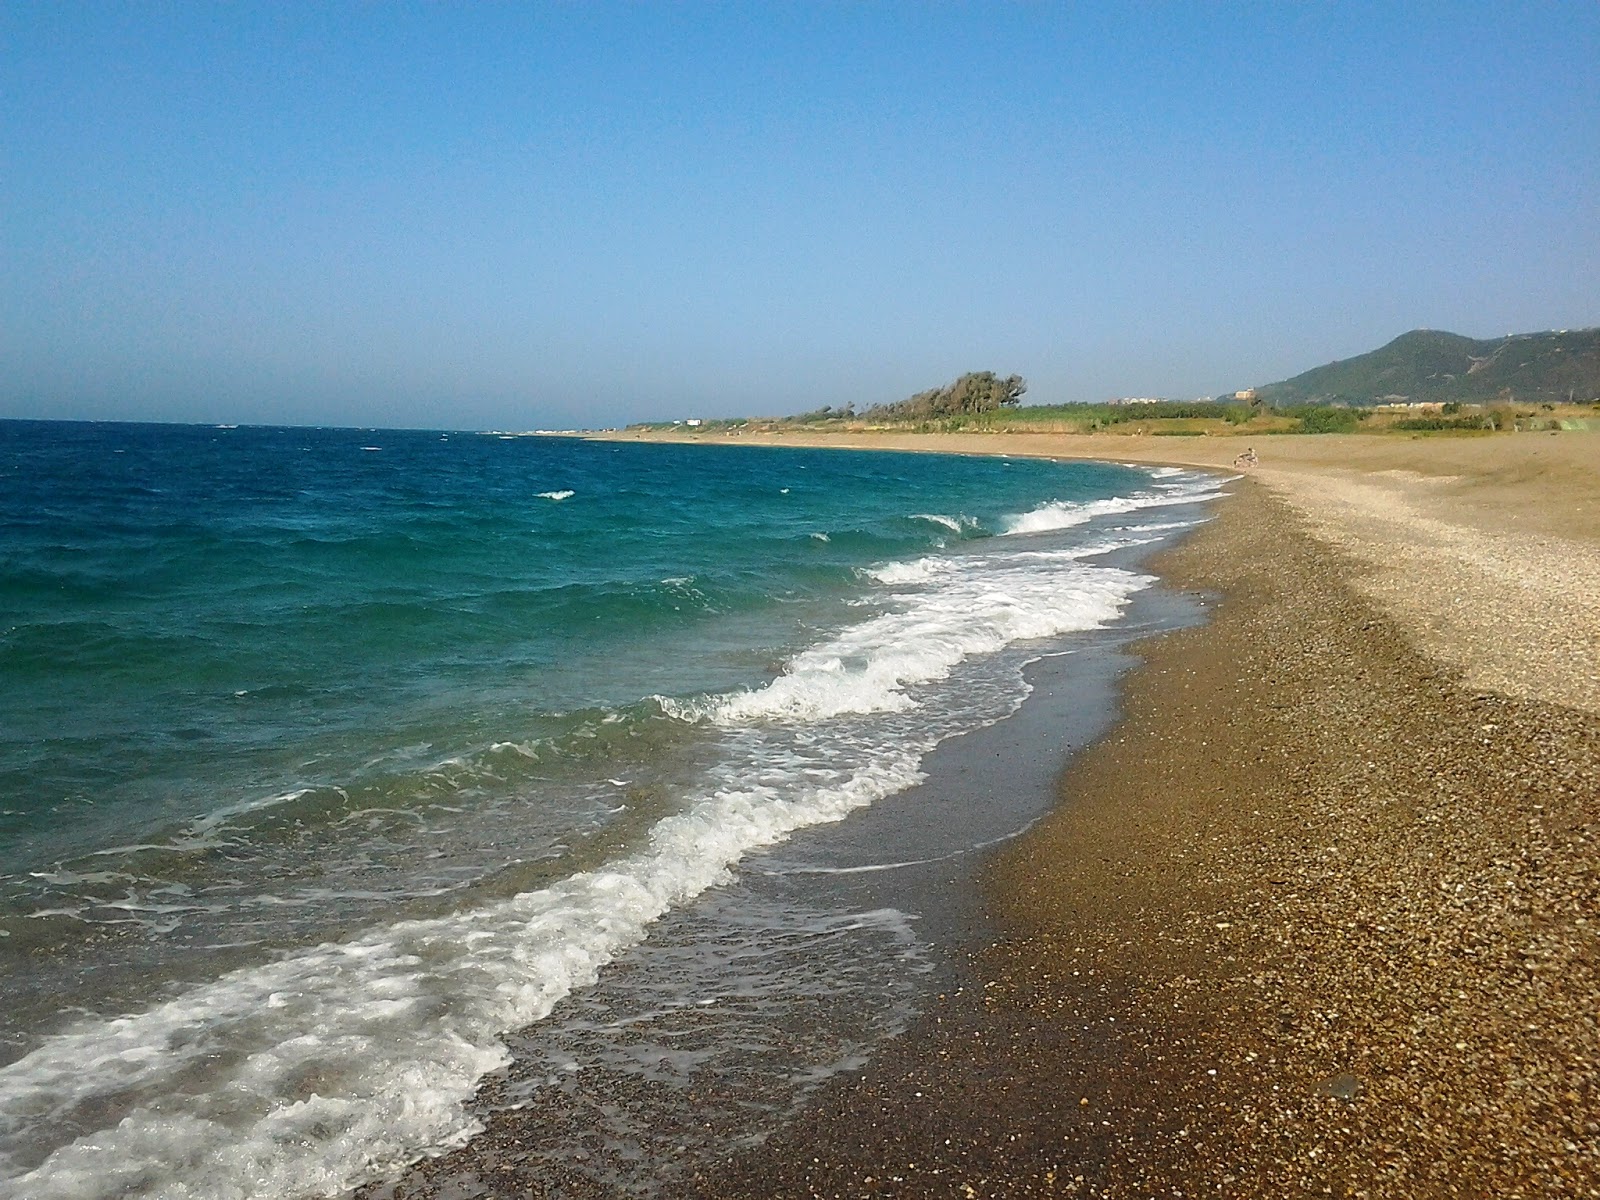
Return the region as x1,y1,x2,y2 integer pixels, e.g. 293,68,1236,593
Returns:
685,418,703,427
1233,388,1258,403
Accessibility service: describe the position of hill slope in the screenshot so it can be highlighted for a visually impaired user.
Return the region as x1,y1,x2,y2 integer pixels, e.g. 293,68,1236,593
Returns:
1255,328,1600,406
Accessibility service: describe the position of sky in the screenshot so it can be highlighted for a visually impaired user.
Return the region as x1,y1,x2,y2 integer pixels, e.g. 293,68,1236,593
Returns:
3,4,1597,430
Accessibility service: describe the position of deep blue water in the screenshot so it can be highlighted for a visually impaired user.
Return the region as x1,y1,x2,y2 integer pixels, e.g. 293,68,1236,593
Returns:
0,420,1223,1197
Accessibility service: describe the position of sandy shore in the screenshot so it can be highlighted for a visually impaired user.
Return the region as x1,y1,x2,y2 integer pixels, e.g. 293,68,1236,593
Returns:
386,430,1599,1196
617,428,1600,717
659,429,1598,1196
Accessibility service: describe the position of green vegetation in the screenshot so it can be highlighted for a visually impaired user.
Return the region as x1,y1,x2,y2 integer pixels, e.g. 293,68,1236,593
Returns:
991,400,1251,427
1255,327,1600,407
860,371,1027,422
1391,413,1499,432
1279,405,1368,434
627,330,1600,440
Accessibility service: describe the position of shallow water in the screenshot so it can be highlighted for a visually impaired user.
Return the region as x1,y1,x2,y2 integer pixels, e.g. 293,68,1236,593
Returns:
0,422,1224,1197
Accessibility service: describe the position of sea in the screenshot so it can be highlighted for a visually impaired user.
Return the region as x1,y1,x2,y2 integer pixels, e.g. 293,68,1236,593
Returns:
0,420,1225,1199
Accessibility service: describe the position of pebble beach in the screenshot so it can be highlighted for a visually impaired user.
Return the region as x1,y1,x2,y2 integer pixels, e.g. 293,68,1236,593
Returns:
405,431,1600,1197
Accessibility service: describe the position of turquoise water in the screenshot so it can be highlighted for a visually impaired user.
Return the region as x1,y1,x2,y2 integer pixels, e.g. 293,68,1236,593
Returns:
0,420,1223,1196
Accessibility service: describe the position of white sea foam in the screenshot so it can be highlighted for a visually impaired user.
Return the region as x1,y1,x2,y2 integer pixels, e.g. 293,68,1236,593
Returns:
857,558,949,586
1002,496,1142,534
0,749,924,1199
662,468,1219,729
1001,470,1226,536
910,513,976,534
660,555,1152,726
487,740,541,760
183,788,319,837
537,490,574,501
25,870,130,888
1122,520,1193,535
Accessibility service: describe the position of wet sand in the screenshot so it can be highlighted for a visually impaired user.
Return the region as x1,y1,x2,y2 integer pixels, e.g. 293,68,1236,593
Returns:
681,431,1600,1198
627,430,1598,1196
391,430,1600,1196
692,475,1599,1197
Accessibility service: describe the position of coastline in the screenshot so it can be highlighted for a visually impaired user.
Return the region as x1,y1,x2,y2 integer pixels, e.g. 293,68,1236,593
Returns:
359,464,1219,1200
380,430,1599,1196
693,472,1600,1197
609,428,1600,714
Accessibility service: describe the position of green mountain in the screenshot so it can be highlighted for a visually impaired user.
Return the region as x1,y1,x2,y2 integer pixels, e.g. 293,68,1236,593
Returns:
1254,328,1600,406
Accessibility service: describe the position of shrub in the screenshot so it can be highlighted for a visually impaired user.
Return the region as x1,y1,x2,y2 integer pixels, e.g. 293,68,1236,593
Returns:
1289,406,1364,434
1392,415,1492,431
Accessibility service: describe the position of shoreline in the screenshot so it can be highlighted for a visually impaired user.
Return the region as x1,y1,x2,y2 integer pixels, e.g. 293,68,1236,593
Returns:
693,474,1600,1197
608,428,1600,715
360,470,1219,1200
378,430,1599,1196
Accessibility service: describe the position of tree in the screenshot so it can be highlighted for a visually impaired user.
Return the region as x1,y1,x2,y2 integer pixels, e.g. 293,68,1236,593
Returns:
860,371,1027,421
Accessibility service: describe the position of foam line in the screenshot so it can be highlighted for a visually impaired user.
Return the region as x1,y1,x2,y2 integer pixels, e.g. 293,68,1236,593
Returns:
0,753,923,1198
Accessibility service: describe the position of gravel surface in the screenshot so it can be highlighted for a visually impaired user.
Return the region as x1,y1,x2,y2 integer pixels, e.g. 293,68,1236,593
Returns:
368,434,1600,1198
1255,463,1600,717
692,478,1600,1198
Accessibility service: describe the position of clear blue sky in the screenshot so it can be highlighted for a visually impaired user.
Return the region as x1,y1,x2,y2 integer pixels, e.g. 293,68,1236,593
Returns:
4,4,1596,429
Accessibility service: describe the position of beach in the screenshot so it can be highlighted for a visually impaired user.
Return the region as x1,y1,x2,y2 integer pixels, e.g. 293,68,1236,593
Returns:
255,427,1600,1198
579,429,1599,1198
2,439,1591,1200
11,7,1598,1197
3,427,1233,1197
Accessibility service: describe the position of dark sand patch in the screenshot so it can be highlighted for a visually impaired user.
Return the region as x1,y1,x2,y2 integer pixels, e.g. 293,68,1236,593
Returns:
690,479,1600,1198
359,539,1206,1199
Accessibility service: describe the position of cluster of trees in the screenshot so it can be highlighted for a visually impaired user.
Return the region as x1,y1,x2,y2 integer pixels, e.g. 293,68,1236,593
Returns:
790,404,855,422
862,372,1026,422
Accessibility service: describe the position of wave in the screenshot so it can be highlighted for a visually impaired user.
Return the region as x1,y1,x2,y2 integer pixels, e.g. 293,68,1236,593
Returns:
857,557,950,586
0,704,692,949
1001,469,1227,536
663,467,1216,728
537,490,575,501
658,555,1151,725
0,746,923,1198
909,513,978,535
